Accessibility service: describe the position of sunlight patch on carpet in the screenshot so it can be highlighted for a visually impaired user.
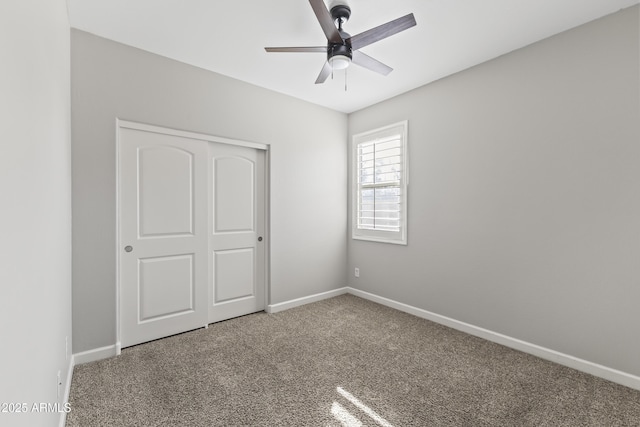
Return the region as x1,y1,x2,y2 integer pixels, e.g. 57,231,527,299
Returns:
332,386,394,427
331,401,363,427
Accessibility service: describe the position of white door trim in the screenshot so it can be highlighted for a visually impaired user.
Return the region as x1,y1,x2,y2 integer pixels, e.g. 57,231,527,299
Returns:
118,120,268,150
115,119,270,351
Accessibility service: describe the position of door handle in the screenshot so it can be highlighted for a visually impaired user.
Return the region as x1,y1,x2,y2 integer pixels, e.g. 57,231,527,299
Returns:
257,237,263,242
124,246,133,252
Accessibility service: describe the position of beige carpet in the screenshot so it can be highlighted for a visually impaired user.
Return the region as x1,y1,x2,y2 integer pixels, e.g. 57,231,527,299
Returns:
67,294,640,426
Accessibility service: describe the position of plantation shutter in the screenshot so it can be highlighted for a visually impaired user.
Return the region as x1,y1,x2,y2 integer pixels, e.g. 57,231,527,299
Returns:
353,121,407,245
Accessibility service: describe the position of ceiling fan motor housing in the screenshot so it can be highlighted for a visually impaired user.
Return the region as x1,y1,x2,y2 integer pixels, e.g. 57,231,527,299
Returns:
328,42,352,65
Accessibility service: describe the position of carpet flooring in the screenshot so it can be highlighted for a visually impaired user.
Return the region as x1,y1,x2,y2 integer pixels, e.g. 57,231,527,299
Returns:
66,294,640,426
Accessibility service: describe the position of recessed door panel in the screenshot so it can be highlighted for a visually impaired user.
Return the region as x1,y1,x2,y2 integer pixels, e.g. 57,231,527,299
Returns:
139,254,194,321
214,157,254,232
214,249,254,303
139,147,193,237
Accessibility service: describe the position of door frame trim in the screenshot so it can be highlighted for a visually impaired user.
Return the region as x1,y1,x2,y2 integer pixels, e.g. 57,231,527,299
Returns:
115,119,270,353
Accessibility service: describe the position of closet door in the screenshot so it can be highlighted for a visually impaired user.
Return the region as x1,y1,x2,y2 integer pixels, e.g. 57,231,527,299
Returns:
119,126,208,348
118,122,268,348
209,143,266,323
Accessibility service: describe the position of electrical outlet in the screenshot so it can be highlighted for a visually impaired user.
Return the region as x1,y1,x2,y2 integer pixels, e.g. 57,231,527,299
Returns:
354,267,360,278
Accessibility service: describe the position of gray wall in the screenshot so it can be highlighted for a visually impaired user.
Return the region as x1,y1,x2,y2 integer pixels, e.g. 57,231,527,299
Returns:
1,1,73,426
348,6,640,376
71,30,348,353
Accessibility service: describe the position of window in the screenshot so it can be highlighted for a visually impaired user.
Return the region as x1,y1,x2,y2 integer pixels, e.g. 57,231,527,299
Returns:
352,121,408,245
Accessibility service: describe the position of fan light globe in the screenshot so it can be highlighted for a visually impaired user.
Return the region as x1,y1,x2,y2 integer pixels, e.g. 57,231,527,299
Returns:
331,54,351,70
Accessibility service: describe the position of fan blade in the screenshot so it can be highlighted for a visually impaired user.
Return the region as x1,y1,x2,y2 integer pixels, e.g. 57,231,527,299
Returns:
265,46,326,53
348,13,416,51
352,51,393,76
309,0,343,44
315,61,332,84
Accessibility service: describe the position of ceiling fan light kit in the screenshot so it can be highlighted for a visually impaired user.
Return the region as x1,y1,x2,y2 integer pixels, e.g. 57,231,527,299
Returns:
265,0,416,85
330,54,351,70
328,43,352,70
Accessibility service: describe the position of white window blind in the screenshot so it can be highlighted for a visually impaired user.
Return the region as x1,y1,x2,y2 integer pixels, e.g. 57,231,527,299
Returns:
352,121,407,245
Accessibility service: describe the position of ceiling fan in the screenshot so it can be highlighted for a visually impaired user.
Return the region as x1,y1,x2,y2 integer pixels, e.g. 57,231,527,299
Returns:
265,0,417,84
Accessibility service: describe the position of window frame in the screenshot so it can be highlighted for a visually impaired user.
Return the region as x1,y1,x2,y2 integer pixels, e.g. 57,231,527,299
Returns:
352,120,408,245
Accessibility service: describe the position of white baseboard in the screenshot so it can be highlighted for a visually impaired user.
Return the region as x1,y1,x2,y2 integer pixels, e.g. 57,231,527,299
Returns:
73,344,119,365
347,287,640,391
68,287,640,393
266,287,348,313
58,354,75,427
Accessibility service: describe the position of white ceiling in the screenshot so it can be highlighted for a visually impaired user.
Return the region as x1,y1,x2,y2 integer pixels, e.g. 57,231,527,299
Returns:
67,0,639,113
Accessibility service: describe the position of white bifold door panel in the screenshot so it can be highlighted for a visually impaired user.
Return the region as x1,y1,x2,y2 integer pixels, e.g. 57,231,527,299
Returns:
118,122,266,348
